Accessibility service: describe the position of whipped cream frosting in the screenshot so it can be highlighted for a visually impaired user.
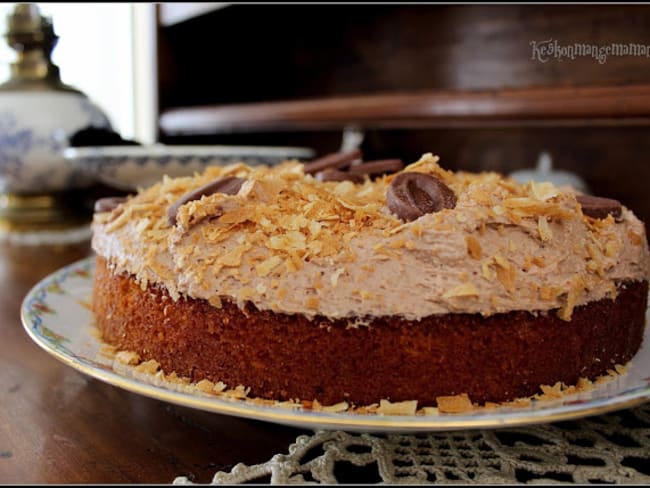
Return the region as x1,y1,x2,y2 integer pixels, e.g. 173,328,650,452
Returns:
91,154,650,321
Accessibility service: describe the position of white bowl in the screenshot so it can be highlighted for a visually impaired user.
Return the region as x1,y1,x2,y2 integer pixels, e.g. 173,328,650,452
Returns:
63,144,315,191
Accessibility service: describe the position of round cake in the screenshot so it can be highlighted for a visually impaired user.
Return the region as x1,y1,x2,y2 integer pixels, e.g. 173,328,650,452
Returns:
91,153,650,408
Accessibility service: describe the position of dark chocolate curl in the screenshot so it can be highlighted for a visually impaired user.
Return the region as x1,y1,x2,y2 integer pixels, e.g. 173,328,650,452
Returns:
315,169,365,184
348,159,404,176
386,172,457,222
576,194,622,220
94,196,127,213
303,149,362,175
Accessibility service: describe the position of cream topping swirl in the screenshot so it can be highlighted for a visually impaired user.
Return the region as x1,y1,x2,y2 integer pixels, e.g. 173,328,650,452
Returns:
91,154,650,321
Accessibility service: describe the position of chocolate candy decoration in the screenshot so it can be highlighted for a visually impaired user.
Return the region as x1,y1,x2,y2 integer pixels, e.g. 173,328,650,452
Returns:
303,149,362,175
348,159,404,176
576,194,622,220
386,172,457,222
94,196,127,213
315,169,365,184
167,176,246,225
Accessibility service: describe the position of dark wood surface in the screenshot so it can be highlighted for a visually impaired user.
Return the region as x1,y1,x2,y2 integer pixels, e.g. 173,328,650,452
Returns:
156,4,650,110
0,239,309,484
159,84,650,135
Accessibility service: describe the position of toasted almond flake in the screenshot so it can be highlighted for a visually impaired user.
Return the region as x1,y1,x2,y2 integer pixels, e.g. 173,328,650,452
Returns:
402,152,441,174
481,258,496,281
255,255,282,277
443,282,479,298
105,206,134,232
308,220,322,238
224,385,251,399
493,255,515,292
218,245,249,267
537,216,553,241
595,375,612,385
305,296,319,309
284,257,298,273
116,350,140,365
99,343,117,358
576,377,594,391
506,398,532,408
376,399,418,415
614,363,628,374
196,379,215,393
420,407,440,416
409,222,424,238
331,267,345,287
219,206,256,225
539,286,561,301
524,255,534,272
628,230,644,246
531,256,546,268
539,382,564,399
604,239,620,258
236,286,255,302
558,275,585,321
373,243,398,257
321,401,349,413
436,393,473,413
307,240,323,255
469,189,492,205
465,235,482,259
390,237,407,249
529,181,559,201
136,359,160,374
492,205,506,216
134,217,151,235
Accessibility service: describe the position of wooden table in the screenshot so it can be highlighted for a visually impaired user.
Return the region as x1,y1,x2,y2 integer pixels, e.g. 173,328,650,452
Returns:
0,238,309,484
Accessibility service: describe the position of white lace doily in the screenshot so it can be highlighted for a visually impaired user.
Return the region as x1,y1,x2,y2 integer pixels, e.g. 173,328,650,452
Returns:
174,402,650,484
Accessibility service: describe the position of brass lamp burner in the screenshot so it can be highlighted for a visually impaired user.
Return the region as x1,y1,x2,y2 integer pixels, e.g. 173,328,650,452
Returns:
0,191,92,232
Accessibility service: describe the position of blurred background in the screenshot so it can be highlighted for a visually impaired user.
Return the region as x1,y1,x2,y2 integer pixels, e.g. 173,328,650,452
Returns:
0,2,157,144
1,3,650,222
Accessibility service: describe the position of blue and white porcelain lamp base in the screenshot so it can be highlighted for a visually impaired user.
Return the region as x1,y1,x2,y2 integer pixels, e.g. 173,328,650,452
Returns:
0,4,112,233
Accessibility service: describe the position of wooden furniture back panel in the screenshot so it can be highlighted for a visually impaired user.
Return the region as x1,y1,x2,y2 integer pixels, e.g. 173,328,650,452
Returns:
158,4,650,110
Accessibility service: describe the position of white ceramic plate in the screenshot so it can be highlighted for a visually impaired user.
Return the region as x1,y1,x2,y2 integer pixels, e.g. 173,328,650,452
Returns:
63,144,315,191
21,257,650,433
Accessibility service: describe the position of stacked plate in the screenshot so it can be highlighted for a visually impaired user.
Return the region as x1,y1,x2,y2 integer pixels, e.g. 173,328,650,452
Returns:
63,144,315,191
